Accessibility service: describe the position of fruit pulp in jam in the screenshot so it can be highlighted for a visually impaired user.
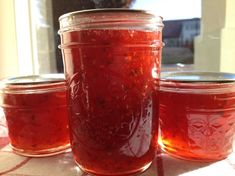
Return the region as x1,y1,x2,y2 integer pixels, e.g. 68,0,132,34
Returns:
61,29,162,175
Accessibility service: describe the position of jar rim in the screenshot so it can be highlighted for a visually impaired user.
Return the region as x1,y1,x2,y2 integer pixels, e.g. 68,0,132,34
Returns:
0,74,67,94
58,8,164,33
59,8,163,21
161,71,235,83
160,71,235,94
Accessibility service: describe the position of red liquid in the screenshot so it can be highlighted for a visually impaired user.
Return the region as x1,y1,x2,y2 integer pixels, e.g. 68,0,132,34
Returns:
159,81,235,161
1,85,70,156
61,29,162,175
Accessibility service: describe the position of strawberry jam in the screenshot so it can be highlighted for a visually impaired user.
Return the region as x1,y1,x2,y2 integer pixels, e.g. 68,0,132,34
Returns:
59,9,164,175
159,72,235,161
0,74,70,157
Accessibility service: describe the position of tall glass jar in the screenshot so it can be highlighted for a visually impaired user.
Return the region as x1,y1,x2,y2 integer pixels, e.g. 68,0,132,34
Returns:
59,9,163,175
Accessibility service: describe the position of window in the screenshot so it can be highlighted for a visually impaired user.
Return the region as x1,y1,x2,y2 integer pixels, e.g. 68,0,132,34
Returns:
13,0,202,74
132,0,201,71
14,0,57,75
1,0,234,78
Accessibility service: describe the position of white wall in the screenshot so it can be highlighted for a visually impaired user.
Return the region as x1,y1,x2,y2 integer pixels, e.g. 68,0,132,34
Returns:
194,0,235,73
0,0,19,79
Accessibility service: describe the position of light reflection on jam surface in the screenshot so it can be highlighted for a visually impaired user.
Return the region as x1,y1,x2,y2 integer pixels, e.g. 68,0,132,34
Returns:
62,29,162,175
159,82,235,161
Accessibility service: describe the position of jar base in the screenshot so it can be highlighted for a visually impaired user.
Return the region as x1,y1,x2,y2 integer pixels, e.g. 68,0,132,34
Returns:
75,160,152,176
159,143,228,162
10,143,71,157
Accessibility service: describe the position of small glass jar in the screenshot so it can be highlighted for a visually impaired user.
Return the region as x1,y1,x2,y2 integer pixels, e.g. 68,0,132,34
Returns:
159,71,235,161
0,74,70,157
59,9,163,175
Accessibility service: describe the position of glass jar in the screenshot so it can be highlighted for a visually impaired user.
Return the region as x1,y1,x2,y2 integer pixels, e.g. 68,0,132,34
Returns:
0,74,70,157
59,9,163,175
159,71,235,161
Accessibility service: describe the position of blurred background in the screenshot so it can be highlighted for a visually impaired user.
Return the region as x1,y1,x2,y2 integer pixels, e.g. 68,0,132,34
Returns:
0,0,234,78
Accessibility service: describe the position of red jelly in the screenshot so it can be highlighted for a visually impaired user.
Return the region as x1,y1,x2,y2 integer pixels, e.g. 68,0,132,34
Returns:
159,72,235,161
59,9,163,175
0,74,70,157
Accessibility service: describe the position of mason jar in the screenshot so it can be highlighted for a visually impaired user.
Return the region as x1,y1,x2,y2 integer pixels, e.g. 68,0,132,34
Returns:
159,71,235,161
59,9,164,175
0,74,70,157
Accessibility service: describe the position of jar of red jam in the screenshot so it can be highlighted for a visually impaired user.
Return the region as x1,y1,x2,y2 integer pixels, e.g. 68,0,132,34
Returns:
59,9,163,175
159,71,235,161
0,74,70,157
